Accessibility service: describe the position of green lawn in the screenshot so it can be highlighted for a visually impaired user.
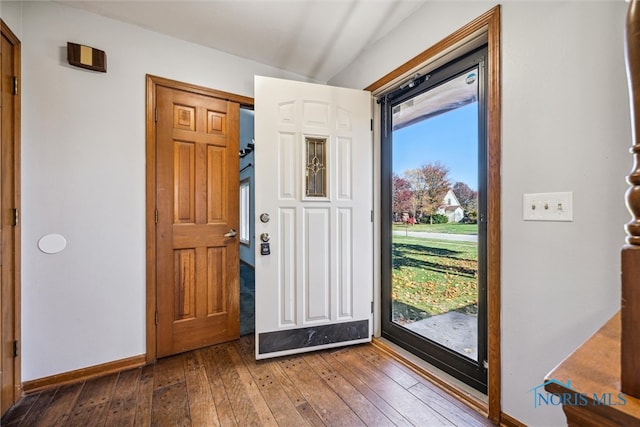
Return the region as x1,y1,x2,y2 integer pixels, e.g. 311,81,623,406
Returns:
392,235,478,323
392,222,478,235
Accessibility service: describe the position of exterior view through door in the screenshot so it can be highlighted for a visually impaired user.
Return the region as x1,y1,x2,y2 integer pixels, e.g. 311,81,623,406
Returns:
381,47,488,392
254,76,373,359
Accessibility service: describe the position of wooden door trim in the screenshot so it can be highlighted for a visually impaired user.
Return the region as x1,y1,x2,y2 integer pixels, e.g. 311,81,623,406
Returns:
365,6,501,423
145,75,253,363
1,19,21,408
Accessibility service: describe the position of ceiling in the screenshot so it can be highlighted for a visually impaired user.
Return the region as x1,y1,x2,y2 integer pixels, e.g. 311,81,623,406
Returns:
59,0,428,82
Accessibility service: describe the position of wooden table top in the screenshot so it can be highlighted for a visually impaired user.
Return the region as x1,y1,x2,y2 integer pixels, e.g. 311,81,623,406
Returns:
544,312,640,425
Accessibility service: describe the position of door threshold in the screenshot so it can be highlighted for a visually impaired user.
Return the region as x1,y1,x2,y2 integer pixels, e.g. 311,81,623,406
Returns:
372,337,488,417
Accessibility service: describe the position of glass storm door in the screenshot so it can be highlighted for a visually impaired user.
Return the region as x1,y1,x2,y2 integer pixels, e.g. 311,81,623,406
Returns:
381,47,488,392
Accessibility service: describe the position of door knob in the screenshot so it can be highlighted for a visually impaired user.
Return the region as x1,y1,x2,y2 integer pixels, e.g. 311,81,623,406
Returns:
260,233,270,242
224,229,237,238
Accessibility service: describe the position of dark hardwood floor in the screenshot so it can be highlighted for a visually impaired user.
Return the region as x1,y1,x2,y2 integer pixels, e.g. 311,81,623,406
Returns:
1,336,493,426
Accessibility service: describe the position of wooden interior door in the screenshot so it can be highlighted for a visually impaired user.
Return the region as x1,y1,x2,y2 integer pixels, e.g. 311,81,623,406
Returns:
254,76,373,359
0,20,20,415
155,84,240,358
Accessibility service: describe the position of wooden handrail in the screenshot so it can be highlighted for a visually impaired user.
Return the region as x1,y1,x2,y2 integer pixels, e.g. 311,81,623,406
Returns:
626,0,640,242
622,0,640,398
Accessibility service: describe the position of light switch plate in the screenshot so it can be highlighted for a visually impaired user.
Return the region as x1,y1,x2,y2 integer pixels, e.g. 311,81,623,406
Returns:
523,192,573,221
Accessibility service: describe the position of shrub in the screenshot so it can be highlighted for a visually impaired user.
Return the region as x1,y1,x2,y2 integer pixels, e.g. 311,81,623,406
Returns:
421,214,448,224
461,210,478,224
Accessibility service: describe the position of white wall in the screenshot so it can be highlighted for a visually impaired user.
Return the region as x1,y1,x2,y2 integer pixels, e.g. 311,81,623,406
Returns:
331,1,630,425
12,0,311,382
1,1,22,39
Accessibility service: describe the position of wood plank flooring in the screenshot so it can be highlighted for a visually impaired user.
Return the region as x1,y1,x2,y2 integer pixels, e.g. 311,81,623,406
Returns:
1,336,493,426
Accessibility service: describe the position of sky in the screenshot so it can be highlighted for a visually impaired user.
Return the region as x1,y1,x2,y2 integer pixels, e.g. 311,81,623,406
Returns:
392,102,479,191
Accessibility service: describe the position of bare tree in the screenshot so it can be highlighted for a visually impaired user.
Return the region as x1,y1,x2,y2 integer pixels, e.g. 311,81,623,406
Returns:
452,181,478,212
406,162,451,223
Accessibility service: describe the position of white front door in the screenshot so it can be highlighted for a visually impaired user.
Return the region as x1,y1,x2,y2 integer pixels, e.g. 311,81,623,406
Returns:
254,76,373,359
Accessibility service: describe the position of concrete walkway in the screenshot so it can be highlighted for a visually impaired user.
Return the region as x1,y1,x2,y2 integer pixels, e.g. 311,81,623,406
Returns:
393,230,478,242
403,311,478,360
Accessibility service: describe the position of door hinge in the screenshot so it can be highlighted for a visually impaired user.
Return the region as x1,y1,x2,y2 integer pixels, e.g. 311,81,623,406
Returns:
11,208,19,226
371,210,374,223
155,311,158,325
12,77,18,95
13,340,18,358
370,118,373,131
371,301,374,314
155,208,158,224
155,108,158,122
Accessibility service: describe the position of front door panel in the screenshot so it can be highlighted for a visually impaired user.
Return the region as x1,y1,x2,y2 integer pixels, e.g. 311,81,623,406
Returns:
254,76,372,359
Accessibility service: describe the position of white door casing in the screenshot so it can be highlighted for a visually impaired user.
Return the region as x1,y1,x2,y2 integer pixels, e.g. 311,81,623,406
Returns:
254,76,373,359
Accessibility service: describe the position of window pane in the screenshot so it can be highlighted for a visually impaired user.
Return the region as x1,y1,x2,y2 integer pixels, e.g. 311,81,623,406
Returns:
239,180,250,244
391,68,480,360
305,137,327,197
